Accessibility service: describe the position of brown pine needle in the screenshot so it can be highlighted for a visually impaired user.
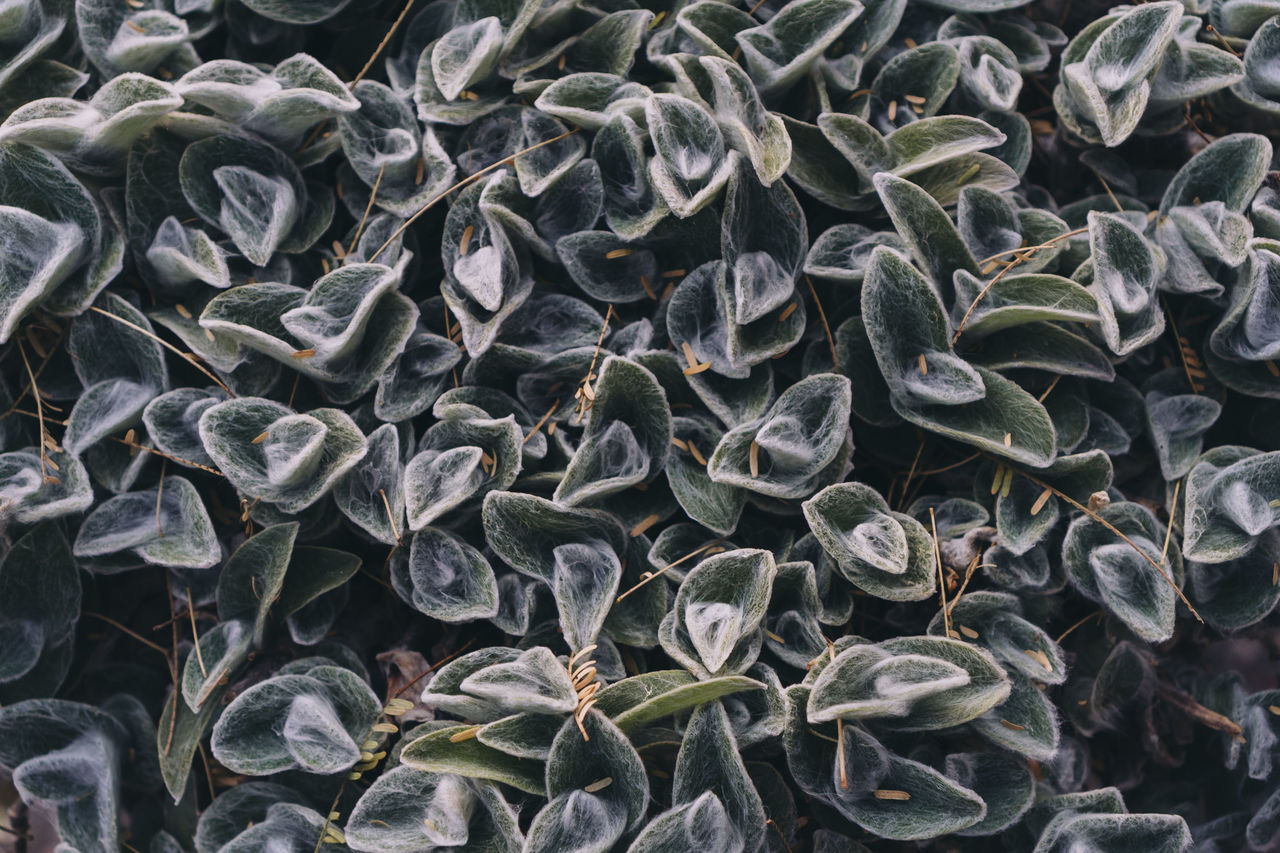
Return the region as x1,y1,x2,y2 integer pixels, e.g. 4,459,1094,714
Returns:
1030,488,1054,516
629,514,660,538
370,129,580,263
88,306,233,396
836,718,848,790
931,508,950,638
805,275,837,366
459,224,474,256
349,0,423,87
1161,480,1181,567
874,789,911,800
251,430,269,444
524,399,559,444
616,538,726,602
1000,719,1025,731
347,164,386,257
188,587,207,677
605,247,633,259
1016,468,1201,621
84,611,171,657
16,338,51,482
779,301,798,321
378,488,401,545
688,441,707,466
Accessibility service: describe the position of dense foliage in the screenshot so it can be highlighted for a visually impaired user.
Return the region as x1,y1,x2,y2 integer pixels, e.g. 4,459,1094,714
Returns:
0,0,1278,850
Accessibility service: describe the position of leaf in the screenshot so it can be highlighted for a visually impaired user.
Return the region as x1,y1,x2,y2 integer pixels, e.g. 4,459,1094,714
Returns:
1183,446,1280,563
672,701,766,853
646,94,737,218
215,522,298,646
807,636,1009,729
707,373,853,499
659,548,776,678
181,619,251,712
392,526,499,623
210,664,379,776
400,724,546,795
346,767,484,852
199,398,368,514
73,476,219,570
804,483,937,601
556,356,672,505
460,646,578,715
595,671,766,733
734,0,864,96
1063,501,1182,641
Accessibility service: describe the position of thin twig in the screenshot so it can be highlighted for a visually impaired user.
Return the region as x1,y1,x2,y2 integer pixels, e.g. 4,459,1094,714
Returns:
349,0,422,88
16,338,51,482
187,586,207,678
87,306,233,396
931,508,951,638
805,275,837,367
1016,468,1203,622
347,164,386,257
84,612,171,657
616,538,726,602
1056,610,1102,644
370,129,580,263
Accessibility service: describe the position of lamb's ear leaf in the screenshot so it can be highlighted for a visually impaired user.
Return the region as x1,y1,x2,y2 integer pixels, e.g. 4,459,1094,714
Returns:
721,159,807,325
1188,530,1280,630
73,476,219,570
885,115,1007,176
661,549,777,678
142,388,227,469
550,540,624,652
556,231,656,303
871,42,961,129
706,373,853,499
1033,812,1192,853
391,527,499,623
460,647,578,716
955,36,1022,112
945,751,1035,836
555,356,672,506
181,619,251,713
951,271,1099,338
345,766,478,852
595,671,766,733
535,73,649,130
474,712,563,761
275,546,360,620
1145,391,1222,481
199,399,369,514
216,522,298,646
1159,133,1271,215
808,636,1009,729
803,482,937,601
971,672,1060,760
1182,447,1280,563
930,591,1066,684
197,787,312,853
593,113,667,239
873,172,979,292
698,56,790,185
781,115,873,211
839,738,987,840
546,710,649,831
673,701,767,853
333,423,404,546
667,416,746,536
75,1,189,77
627,791,742,852
158,682,228,803
1086,211,1165,356
64,293,169,455
734,0,863,95
1063,502,1180,641
646,94,735,218
210,666,380,776
180,135,307,266
399,724,546,795
806,224,903,283
483,490,627,582
432,17,503,102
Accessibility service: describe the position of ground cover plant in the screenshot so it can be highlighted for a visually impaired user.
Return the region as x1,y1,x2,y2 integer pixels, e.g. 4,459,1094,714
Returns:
1,0,1280,850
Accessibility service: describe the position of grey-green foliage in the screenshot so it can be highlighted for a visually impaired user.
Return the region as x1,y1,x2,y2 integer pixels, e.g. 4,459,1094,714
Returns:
6,0,1280,850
